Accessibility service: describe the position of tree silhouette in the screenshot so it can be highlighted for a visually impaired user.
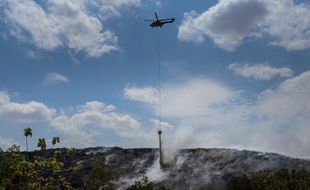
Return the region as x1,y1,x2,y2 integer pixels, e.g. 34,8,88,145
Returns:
23,127,32,160
52,137,60,148
37,138,46,151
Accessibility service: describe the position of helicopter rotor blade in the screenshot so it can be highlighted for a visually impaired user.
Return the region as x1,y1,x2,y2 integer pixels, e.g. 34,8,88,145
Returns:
160,18,175,22
144,19,155,21
155,12,158,21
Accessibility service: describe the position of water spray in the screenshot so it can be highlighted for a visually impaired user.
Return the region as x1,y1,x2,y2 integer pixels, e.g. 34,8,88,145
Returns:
158,129,163,168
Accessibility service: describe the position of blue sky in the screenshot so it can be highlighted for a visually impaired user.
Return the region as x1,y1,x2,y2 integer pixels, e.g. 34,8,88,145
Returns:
1,0,310,158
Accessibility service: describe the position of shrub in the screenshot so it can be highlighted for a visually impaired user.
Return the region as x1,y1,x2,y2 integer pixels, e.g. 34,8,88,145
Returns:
84,154,115,190
226,168,310,190
127,177,155,190
0,148,74,190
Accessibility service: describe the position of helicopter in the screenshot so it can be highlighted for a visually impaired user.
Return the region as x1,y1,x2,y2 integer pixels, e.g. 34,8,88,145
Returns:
145,13,175,28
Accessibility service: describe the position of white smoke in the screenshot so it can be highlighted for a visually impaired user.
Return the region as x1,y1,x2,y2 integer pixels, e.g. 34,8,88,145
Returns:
146,158,168,182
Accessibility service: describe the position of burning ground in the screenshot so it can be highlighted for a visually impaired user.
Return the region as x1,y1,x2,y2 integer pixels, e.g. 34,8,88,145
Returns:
27,147,310,190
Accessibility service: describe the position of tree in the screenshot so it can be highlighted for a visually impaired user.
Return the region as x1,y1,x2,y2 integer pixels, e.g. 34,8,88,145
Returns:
226,168,310,190
0,154,74,189
7,144,21,153
84,154,115,190
23,127,32,160
127,177,155,190
1,145,25,183
52,137,60,148
67,147,76,156
37,138,46,152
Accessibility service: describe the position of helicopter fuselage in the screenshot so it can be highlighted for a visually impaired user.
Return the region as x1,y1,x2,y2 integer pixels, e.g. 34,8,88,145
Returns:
145,13,175,28
150,19,175,28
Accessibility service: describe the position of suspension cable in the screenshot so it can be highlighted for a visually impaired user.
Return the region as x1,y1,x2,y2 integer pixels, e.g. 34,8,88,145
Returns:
156,28,161,131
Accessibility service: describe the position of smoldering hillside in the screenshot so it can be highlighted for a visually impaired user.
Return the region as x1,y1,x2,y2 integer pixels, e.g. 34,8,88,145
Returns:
36,147,310,190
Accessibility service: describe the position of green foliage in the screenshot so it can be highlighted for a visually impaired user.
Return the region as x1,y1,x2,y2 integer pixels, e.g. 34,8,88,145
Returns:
37,138,46,151
23,127,32,160
226,168,310,190
0,151,74,190
0,148,25,183
127,177,155,190
84,154,115,190
67,147,76,156
54,150,62,159
52,137,60,147
7,144,21,153
23,127,32,138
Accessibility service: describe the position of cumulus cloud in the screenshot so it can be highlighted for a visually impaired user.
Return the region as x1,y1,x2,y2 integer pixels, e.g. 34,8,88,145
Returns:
50,101,141,146
0,91,56,123
125,71,310,158
178,0,310,51
255,71,310,122
150,118,174,131
265,0,310,50
96,0,140,7
0,136,17,150
228,63,293,80
44,73,69,85
124,86,159,104
124,78,250,151
161,78,239,117
90,0,140,20
77,101,115,113
178,0,268,50
124,78,238,117
2,0,141,57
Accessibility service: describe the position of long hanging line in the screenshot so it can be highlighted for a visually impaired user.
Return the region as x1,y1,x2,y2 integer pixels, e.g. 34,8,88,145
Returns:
144,12,174,131
156,28,161,131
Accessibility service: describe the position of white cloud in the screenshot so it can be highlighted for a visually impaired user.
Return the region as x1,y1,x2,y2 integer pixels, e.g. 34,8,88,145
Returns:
77,101,115,113
50,101,141,146
92,0,140,8
2,0,143,57
124,78,250,151
178,0,268,50
228,63,293,80
124,78,238,117
177,11,206,43
0,136,17,150
150,118,174,131
265,0,310,50
125,71,310,158
25,50,40,59
178,0,310,51
90,0,140,20
124,86,159,104
44,73,69,85
161,78,238,117
255,71,310,123
249,71,310,157
0,91,56,123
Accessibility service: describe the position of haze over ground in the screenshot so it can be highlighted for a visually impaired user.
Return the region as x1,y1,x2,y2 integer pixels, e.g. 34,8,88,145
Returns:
0,0,310,158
